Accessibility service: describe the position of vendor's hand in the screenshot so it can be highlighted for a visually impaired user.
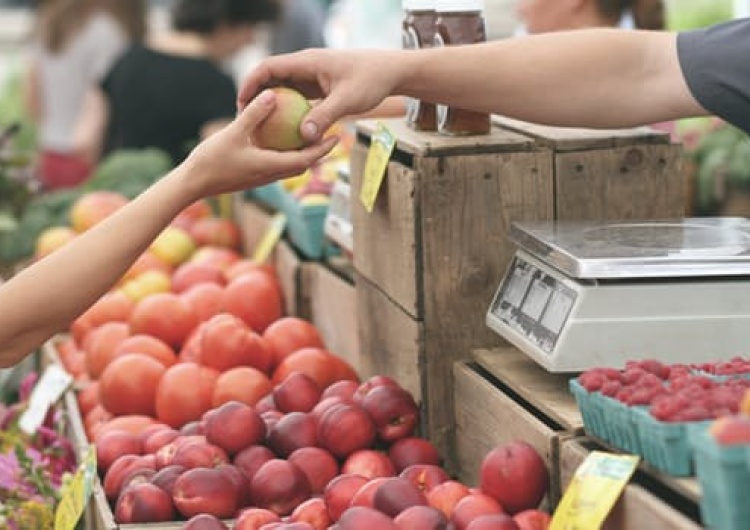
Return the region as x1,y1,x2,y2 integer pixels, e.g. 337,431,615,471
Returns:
184,89,338,198
237,49,402,143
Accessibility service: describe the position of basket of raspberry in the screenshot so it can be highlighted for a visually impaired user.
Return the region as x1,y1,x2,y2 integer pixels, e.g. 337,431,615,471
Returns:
690,357,750,383
570,359,750,476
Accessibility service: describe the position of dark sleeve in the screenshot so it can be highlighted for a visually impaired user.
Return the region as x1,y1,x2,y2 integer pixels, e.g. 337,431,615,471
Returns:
677,18,750,134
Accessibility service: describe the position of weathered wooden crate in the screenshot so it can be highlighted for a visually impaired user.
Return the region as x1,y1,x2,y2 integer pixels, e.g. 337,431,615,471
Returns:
350,117,683,465
558,437,703,529
303,257,360,369
453,346,584,504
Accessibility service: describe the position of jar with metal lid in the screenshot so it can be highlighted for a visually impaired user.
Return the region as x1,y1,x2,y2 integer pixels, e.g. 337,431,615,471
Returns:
402,0,438,131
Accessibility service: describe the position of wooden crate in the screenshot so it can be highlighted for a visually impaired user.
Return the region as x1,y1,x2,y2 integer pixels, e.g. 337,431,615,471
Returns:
453,361,562,509
304,258,361,369
350,117,683,464
558,438,703,529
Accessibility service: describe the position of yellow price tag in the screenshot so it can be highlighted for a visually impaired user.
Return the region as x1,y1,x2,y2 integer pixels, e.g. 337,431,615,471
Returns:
55,445,97,530
252,213,287,264
360,122,396,213
551,451,639,530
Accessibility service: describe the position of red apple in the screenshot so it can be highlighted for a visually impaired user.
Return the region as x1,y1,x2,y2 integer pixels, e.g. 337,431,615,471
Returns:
317,403,376,458
173,466,240,519
361,385,419,442
479,442,549,515
288,447,339,494
342,449,396,480
394,505,452,529
114,482,175,523
389,437,441,473
323,473,369,522
373,476,429,518
273,372,322,413
249,459,312,516
204,401,266,455
337,506,398,530
513,509,552,530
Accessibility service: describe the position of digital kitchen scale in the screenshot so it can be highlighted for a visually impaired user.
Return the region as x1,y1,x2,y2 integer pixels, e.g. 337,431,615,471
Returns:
486,218,750,372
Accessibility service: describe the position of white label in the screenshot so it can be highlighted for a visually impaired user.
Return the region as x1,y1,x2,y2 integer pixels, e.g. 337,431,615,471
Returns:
521,279,552,321
19,364,73,435
541,289,574,335
504,266,533,308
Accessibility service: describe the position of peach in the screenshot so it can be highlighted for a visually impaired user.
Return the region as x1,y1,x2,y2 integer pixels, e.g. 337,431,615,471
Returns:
323,473,369,522
188,217,242,250
204,401,266,455
183,513,229,529
181,420,205,436
479,442,548,515
394,505,451,529
104,454,155,501
70,191,128,233
709,415,750,445
249,459,311,516
320,379,359,402
361,385,419,442
337,506,398,530
273,372,322,413
114,482,175,523
218,463,251,508
171,261,226,294
350,477,390,508
150,464,185,497
267,411,318,457
342,449,396,480
171,441,229,469
143,428,181,454
374,476,429,518
96,430,143,473
290,496,332,530
173,467,240,519
513,509,552,530
316,403,376,458
451,493,505,530
310,396,348,424
389,437,441,473
400,464,450,493
181,283,225,324
427,480,471,519
353,375,400,404
466,514,520,530
261,410,284,433
233,445,275,483
119,467,157,493
233,507,281,529
34,225,77,259
254,87,311,151
287,447,339,494
256,394,278,415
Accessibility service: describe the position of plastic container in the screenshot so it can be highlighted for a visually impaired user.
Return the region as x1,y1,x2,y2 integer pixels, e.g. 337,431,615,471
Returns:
402,0,438,131
433,0,490,135
693,427,750,530
245,182,287,212
281,193,338,260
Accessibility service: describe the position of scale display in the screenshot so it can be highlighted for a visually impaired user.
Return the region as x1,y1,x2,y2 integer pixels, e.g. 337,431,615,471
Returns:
486,218,750,372
324,174,353,253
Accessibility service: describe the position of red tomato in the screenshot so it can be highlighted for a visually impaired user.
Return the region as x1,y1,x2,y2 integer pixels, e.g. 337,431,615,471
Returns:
155,362,219,428
221,270,283,333
129,293,198,349
262,317,325,367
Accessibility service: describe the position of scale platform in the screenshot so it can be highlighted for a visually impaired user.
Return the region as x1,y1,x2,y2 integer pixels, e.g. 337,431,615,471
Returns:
486,218,750,372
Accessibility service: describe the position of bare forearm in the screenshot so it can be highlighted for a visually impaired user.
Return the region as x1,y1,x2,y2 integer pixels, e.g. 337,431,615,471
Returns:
398,29,705,128
0,165,198,366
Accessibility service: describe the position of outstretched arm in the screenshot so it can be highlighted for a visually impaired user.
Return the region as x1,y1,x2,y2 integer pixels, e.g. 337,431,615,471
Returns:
0,90,337,368
239,29,706,143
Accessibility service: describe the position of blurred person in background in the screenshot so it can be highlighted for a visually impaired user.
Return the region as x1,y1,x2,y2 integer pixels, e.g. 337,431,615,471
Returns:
270,0,327,56
23,0,146,190
515,0,665,34
77,0,279,166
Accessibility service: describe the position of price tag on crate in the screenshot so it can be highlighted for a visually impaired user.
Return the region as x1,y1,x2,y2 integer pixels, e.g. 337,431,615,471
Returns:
253,212,287,264
324,177,353,253
55,445,97,530
360,122,396,213
19,363,73,435
551,451,639,530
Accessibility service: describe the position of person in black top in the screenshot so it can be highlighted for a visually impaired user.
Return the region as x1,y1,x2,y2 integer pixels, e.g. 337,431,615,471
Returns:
77,0,279,165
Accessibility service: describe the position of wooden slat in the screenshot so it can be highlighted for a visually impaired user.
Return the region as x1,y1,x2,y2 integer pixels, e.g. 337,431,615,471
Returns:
472,347,583,433
492,115,670,151
555,145,685,220
355,273,423,404
307,263,360,370
453,362,558,506
232,193,273,255
356,118,535,157
351,149,422,318
558,438,703,530
272,239,302,318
